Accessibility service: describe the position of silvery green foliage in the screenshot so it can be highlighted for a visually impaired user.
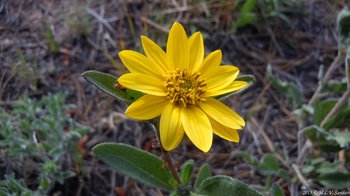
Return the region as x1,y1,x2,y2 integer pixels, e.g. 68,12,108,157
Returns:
0,94,88,195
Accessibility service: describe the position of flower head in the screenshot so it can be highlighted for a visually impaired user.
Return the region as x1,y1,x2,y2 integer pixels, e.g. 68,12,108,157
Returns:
118,22,247,152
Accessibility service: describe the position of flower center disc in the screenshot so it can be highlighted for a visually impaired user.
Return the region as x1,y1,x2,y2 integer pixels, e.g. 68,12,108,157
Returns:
165,69,206,107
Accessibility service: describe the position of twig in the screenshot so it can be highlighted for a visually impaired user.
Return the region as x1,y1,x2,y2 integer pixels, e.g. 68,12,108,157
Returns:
86,8,115,33
297,53,345,166
296,140,311,165
248,124,263,155
251,114,274,152
308,54,344,105
0,70,17,100
139,17,169,33
162,150,181,184
267,27,285,57
321,52,350,127
321,89,350,127
347,51,350,87
250,116,291,170
292,164,310,187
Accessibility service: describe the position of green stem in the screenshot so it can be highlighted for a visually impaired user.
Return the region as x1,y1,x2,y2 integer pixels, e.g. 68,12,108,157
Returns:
264,174,272,192
162,149,181,185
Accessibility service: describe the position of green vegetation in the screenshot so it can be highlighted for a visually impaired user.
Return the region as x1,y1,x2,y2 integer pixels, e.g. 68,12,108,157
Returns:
0,94,88,195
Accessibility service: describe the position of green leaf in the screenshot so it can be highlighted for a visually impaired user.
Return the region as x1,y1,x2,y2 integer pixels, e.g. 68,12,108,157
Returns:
56,171,76,184
316,172,350,189
198,176,262,196
235,0,257,28
258,154,280,175
234,151,259,166
310,157,326,165
302,125,342,152
39,175,50,191
313,99,337,126
93,142,176,191
327,131,350,148
22,191,32,196
301,165,314,174
5,174,31,193
236,14,256,29
179,160,194,185
267,65,303,108
217,75,255,100
276,169,291,183
169,191,178,196
240,0,257,14
45,27,59,54
190,192,206,196
272,183,284,196
323,80,347,93
292,104,313,117
266,65,288,93
194,164,211,191
236,75,255,88
82,70,143,104
323,106,350,130
337,8,350,50
315,162,341,175
0,190,7,196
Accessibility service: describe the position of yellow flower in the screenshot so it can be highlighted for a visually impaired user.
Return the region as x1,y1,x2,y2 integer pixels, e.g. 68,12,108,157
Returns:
118,22,247,152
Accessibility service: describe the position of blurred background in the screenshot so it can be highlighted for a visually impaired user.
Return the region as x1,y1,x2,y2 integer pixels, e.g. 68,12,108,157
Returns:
0,0,348,195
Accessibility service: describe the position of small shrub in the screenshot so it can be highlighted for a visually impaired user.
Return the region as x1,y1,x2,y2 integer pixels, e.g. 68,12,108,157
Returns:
0,93,88,195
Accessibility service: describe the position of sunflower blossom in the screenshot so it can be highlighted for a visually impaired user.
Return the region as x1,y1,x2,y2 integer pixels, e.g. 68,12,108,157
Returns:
118,22,248,152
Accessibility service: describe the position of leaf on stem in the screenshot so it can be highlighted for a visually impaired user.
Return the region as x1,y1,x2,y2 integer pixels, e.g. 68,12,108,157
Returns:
82,70,143,104
194,163,211,191
316,172,350,189
258,154,280,175
267,65,303,108
93,142,176,191
337,8,350,50
197,175,262,196
302,125,342,152
179,160,194,185
272,183,284,196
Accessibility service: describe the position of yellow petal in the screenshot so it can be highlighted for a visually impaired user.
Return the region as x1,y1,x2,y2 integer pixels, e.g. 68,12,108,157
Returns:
204,81,248,97
188,32,204,72
194,50,222,74
125,95,169,120
199,98,245,129
209,117,240,142
203,65,239,79
118,73,167,96
141,36,168,72
205,66,239,92
181,106,212,152
119,50,165,78
167,22,189,70
160,103,185,151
